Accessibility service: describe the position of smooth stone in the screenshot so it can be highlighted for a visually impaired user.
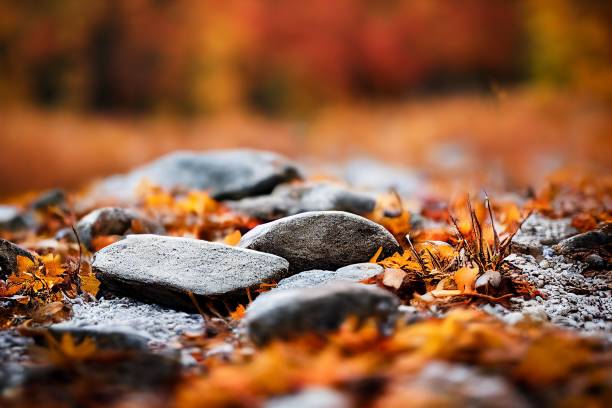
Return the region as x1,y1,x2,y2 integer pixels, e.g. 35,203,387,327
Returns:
0,239,37,279
239,211,400,272
92,235,290,310
275,263,382,290
32,325,150,351
227,181,376,221
0,206,33,232
265,387,351,408
475,270,502,294
553,223,611,254
244,283,399,346
29,189,67,211
94,149,301,201
76,207,165,250
343,158,422,197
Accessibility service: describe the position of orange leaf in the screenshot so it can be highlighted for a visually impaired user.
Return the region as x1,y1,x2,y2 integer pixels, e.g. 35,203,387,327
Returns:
223,230,242,246
454,266,479,293
17,255,36,272
369,246,383,263
230,304,246,320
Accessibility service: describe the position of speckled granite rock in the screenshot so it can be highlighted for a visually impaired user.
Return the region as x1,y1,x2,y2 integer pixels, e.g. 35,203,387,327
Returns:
244,283,399,345
92,234,290,310
239,211,400,272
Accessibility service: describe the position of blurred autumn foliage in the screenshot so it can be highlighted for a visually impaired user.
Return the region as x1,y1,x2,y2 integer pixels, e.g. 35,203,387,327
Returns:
1,0,610,114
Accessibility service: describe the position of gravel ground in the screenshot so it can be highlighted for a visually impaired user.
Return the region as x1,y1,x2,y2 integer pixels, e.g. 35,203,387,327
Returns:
482,215,611,339
64,296,204,348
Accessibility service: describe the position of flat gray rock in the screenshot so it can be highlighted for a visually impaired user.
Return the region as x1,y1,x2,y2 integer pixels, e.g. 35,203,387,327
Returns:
239,211,400,272
93,149,301,201
0,239,36,279
244,283,399,346
275,263,382,290
92,235,290,310
227,181,376,221
76,207,165,250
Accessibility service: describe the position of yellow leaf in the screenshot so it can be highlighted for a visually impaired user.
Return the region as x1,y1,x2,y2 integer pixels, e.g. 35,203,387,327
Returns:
369,246,383,263
41,254,65,277
16,255,36,272
454,266,479,293
223,230,242,246
80,273,100,297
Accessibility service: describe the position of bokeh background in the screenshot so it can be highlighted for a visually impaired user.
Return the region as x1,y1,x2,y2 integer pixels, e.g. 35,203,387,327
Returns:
0,0,611,196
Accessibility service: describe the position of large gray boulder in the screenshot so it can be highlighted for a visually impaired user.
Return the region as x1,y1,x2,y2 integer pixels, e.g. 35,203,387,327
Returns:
275,263,382,290
227,181,376,221
244,283,399,346
93,149,301,201
239,211,400,272
0,239,36,279
76,207,165,250
92,235,290,310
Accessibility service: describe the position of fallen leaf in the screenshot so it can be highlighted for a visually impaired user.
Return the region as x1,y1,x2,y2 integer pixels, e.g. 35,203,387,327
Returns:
382,268,407,289
223,230,242,246
454,266,479,293
370,246,383,263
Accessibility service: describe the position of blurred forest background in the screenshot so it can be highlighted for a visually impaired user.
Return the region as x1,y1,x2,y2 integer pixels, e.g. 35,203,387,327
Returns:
0,0,611,194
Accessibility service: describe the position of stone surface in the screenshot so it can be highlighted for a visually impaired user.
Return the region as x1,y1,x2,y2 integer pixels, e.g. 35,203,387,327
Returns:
94,149,301,201
92,235,290,309
34,325,151,351
475,270,502,294
228,181,376,221
239,211,400,272
76,207,165,250
0,238,36,279
512,213,577,256
265,387,351,408
29,188,67,211
343,158,422,197
0,206,33,232
275,263,382,290
553,223,611,255
244,283,399,346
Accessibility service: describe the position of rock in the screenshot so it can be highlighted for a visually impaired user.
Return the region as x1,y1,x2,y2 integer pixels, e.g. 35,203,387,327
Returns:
76,207,165,250
275,263,383,290
475,271,502,294
92,235,290,310
228,181,376,221
94,149,301,201
239,211,400,272
512,214,577,256
343,158,422,197
0,206,33,232
31,325,150,351
585,253,606,269
0,239,36,279
553,223,611,254
29,188,67,211
244,283,399,346
265,387,351,408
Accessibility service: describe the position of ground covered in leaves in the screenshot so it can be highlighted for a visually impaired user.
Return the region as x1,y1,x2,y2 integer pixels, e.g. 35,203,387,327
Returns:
0,149,610,407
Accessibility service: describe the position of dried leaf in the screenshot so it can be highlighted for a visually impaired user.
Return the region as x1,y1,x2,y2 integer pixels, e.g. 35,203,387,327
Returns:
453,266,479,293
223,230,242,246
382,268,407,289
369,246,383,263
